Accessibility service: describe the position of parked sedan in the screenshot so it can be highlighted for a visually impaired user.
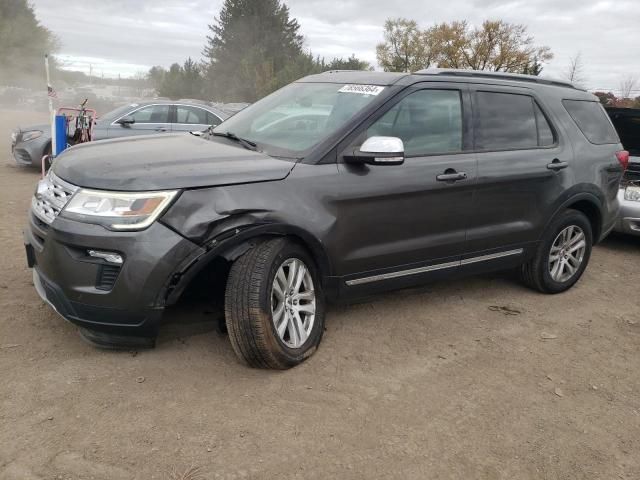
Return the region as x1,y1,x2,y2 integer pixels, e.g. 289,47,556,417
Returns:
607,107,640,236
11,101,229,168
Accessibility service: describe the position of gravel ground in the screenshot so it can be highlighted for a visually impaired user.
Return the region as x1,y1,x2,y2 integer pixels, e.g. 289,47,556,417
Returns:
0,109,639,480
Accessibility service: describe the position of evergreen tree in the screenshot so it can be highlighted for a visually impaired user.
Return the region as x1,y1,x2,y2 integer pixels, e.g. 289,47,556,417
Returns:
0,0,58,85
203,0,304,102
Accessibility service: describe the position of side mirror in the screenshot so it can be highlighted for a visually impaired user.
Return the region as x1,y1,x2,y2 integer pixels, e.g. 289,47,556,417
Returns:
346,136,404,166
116,115,135,126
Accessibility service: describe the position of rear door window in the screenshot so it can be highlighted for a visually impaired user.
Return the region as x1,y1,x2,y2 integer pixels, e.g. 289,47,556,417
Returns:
176,105,210,125
474,92,538,150
563,100,619,144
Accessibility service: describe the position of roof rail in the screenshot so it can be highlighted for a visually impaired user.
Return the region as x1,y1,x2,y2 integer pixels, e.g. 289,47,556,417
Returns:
414,68,578,89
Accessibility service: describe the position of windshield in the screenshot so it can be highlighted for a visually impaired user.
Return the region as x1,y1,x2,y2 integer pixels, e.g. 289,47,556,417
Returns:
212,82,385,158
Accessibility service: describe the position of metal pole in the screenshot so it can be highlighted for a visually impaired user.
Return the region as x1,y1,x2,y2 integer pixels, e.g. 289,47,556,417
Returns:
45,54,56,159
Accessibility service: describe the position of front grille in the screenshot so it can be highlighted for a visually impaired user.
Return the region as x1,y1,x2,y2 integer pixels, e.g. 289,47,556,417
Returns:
626,161,640,182
96,264,121,291
31,173,79,225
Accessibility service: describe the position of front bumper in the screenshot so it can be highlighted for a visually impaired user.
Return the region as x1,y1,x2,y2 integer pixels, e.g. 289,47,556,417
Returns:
12,136,48,167
614,188,640,236
25,212,204,337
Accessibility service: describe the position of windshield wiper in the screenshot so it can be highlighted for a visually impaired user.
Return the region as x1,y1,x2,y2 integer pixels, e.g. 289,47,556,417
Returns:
211,131,258,151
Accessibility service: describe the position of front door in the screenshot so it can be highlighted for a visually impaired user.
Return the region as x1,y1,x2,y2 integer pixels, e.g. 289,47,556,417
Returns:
333,84,477,287
108,104,172,138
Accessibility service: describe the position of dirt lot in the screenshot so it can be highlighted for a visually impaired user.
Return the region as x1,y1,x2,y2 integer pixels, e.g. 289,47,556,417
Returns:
0,109,639,480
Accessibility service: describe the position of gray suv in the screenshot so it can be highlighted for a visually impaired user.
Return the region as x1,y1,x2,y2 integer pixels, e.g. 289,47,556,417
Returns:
25,69,627,369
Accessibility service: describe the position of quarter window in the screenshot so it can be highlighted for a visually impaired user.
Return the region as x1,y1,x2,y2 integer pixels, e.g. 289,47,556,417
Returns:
129,105,170,123
366,89,463,156
563,100,619,145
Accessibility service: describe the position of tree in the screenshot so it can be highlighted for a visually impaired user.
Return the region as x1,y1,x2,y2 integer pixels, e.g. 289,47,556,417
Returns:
564,52,587,87
181,57,204,98
326,54,373,71
147,66,167,93
376,18,435,72
377,18,553,74
432,20,552,73
203,0,304,102
594,91,617,107
0,0,58,85
619,74,638,100
522,57,543,76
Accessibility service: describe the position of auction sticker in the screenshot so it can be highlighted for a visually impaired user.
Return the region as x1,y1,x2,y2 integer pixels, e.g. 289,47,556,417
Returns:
338,84,385,96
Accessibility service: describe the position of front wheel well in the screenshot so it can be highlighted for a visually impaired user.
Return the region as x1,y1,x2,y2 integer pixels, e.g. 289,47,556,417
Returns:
565,199,602,241
169,233,328,307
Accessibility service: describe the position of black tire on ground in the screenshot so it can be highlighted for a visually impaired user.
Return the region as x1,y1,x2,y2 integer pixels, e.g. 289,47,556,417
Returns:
521,209,593,294
224,237,325,369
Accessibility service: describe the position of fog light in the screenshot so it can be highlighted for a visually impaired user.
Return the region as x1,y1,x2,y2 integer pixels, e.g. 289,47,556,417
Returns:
87,250,123,264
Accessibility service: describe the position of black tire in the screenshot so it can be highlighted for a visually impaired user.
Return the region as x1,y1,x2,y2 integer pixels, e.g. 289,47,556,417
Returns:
224,238,325,369
521,209,593,294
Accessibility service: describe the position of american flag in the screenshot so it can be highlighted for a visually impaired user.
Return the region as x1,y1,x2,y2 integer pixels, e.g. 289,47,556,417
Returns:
47,85,57,99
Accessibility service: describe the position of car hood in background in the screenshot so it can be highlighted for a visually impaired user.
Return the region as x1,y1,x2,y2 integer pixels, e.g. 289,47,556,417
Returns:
52,134,296,191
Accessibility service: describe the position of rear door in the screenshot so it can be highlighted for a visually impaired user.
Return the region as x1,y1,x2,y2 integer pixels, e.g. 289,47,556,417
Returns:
465,86,571,260
108,104,172,138
172,105,223,133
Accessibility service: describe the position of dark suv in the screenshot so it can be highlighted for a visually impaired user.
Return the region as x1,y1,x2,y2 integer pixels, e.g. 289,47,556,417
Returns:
25,69,627,369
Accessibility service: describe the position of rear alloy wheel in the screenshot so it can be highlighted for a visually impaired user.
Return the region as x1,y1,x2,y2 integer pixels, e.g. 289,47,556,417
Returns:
225,238,325,369
521,209,593,294
548,225,587,283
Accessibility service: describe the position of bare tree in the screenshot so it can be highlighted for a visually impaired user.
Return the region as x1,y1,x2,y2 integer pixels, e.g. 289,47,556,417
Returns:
619,74,638,99
564,52,587,87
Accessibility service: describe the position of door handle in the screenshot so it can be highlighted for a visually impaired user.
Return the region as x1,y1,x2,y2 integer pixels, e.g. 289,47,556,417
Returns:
155,127,168,132
547,159,568,171
437,170,467,182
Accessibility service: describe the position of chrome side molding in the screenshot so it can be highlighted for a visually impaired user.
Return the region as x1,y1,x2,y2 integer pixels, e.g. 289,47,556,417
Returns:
345,248,524,286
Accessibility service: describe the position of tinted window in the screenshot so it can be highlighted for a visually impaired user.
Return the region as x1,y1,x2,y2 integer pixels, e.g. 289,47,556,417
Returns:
475,92,537,150
176,105,211,125
535,103,555,146
563,100,619,144
129,105,170,123
366,90,463,156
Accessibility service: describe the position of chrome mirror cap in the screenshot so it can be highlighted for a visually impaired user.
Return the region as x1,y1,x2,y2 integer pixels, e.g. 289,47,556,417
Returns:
355,136,405,165
360,136,404,155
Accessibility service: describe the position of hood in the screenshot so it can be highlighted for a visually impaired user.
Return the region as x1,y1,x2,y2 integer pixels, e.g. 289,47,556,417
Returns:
52,134,296,191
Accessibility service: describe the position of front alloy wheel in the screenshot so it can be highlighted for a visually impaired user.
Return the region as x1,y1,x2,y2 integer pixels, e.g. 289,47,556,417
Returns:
225,238,325,369
271,259,316,349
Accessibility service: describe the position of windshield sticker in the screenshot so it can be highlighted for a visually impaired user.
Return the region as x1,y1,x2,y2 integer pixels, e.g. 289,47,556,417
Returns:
338,85,385,96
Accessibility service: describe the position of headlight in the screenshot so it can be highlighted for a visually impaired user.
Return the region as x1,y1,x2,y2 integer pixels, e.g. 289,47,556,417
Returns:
624,185,640,202
61,189,178,230
21,130,43,142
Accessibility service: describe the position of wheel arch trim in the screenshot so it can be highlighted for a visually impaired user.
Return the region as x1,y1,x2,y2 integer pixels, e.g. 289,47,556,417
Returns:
161,223,332,306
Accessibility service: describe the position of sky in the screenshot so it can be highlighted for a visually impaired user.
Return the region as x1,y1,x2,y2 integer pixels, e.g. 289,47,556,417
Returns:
30,0,639,95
